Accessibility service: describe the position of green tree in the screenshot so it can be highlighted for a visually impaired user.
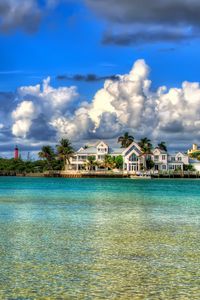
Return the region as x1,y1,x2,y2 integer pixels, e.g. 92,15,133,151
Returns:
38,145,55,170
104,155,116,170
139,137,153,170
85,156,98,171
56,138,74,169
184,164,196,171
118,132,134,148
158,141,167,152
115,155,123,169
189,151,200,161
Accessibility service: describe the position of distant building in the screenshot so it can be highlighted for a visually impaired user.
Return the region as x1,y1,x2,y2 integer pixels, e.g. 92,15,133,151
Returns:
188,143,200,155
14,146,19,160
188,144,200,171
69,140,189,173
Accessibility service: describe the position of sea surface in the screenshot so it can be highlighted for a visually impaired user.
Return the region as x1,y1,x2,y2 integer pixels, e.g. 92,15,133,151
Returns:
0,177,200,299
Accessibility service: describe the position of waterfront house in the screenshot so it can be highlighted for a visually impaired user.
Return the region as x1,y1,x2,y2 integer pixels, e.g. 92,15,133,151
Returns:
69,140,189,173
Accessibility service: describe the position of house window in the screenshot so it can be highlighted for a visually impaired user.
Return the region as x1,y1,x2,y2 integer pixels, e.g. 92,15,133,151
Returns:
98,155,105,160
154,155,159,161
178,157,182,161
129,154,137,162
162,165,166,170
162,155,166,160
171,157,175,162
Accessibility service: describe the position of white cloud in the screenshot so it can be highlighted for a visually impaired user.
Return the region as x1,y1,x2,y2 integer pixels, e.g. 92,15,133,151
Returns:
10,59,200,149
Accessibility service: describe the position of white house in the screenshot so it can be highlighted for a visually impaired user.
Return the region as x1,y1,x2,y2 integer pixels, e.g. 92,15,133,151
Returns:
153,148,189,172
69,140,189,173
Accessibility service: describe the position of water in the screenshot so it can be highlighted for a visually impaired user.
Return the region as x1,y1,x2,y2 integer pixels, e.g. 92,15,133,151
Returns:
0,177,200,299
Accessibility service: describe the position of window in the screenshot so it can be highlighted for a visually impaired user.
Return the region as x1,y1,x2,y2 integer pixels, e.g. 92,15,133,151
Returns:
178,157,182,161
171,157,175,162
162,155,166,160
154,155,159,161
98,155,105,160
162,165,166,170
129,154,137,162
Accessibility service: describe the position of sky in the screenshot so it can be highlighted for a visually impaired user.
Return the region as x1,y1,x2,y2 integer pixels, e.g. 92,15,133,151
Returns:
1,0,200,157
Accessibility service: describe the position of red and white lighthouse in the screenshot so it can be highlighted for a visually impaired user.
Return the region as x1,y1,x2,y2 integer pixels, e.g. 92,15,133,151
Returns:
14,146,19,160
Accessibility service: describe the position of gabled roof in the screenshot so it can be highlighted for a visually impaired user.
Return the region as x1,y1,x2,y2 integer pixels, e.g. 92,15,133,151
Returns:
122,141,142,156
153,147,167,154
175,152,187,157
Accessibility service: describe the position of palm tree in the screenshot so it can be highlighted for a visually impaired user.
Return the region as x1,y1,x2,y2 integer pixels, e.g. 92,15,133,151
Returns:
103,155,116,170
85,156,98,171
118,132,134,148
138,138,153,170
56,138,74,169
158,141,167,152
38,145,55,170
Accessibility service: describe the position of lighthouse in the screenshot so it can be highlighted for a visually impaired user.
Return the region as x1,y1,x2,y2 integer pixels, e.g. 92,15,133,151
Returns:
14,146,19,160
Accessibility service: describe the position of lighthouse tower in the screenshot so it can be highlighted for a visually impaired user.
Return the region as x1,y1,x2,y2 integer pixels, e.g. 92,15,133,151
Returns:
14,146,19,160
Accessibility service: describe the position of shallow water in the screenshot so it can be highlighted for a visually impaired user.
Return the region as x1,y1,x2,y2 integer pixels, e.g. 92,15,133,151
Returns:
0,177,200,299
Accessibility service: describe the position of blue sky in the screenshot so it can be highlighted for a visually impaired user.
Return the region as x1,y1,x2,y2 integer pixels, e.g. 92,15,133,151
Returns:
1,0,200,96
1,0,200,156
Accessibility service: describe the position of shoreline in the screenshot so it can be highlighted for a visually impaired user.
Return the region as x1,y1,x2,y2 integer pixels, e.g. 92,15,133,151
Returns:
0,171,200,179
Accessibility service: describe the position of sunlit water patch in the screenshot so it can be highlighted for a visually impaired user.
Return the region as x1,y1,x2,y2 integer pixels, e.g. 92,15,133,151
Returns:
0,177,200,299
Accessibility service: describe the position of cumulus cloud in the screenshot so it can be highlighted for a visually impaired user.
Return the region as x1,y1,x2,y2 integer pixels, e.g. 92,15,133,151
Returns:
86,0,200,45
8,58,200,150
11,76,86,141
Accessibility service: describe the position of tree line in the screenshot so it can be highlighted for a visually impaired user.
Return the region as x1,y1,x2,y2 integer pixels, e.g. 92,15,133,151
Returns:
0,133,194,173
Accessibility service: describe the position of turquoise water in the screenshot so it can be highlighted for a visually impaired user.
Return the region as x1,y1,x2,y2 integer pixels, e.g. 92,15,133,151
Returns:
0,177,200,299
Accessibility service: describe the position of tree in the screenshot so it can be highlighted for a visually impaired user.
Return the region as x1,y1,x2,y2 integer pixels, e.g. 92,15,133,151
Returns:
104,155,116,170
158,141,167,152
189,151,200,161
184,164,196,171
38,145,55,170
139,137,153,170
56,138,74,169
85,156,98,171
118,132,134,148
115,155,123,169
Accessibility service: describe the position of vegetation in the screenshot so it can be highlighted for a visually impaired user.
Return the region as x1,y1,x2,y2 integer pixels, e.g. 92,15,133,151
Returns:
85,156,98,170
189,151,200,161
0,135,196,175
38,145,55,170
158,141,167,152
118,132,134,148
184,164,196,171
138,137,153,170
56,138,74,169
0,158,62,174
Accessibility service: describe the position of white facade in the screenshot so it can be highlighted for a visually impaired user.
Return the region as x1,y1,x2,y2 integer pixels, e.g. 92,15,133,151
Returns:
153,148,189,172
69,140,189,173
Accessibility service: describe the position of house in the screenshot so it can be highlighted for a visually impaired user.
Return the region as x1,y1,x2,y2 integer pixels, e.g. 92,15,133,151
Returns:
188,143,200,155
69,140,189,173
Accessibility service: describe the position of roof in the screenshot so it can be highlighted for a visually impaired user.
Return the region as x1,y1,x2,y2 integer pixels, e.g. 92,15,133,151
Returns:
109,147,124,155
189,158,200,164
77,147,97,154
153,147,167,154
